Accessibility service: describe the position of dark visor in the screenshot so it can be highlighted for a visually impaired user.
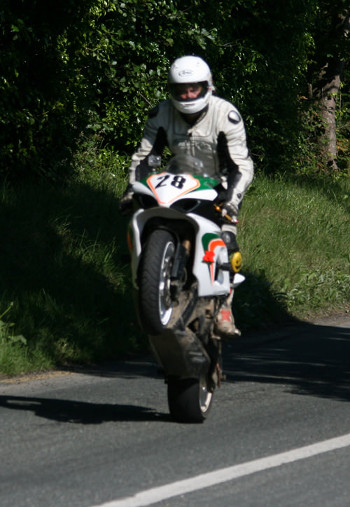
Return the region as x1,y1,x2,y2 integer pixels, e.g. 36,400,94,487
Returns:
169,82,208,101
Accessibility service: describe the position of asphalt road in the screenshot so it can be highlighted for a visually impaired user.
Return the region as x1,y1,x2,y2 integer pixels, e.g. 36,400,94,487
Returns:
1,314,350,507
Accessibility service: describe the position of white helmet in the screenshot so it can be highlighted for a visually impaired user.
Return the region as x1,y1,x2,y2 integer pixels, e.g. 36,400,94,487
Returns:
168,56,214,114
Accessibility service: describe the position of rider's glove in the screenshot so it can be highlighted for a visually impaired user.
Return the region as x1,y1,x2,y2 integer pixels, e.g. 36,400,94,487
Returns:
221,201,239,221
119,185,134,216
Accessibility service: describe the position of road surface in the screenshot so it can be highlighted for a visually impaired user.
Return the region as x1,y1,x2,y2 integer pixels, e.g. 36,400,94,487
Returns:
1,314,350,506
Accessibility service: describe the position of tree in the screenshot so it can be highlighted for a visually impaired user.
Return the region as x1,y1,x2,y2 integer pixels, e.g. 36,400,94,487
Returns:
0,0,348,180
0,0,98,180
306,2,350,170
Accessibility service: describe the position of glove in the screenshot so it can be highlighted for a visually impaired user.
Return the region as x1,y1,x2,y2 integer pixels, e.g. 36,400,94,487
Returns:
221,201,239,222
119,186,134,216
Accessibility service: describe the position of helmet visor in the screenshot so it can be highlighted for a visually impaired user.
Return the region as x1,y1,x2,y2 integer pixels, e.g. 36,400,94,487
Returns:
169,82,208,102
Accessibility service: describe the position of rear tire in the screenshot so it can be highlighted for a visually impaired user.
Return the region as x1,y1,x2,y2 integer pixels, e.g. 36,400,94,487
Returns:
167,376,213,423
138,229,176,335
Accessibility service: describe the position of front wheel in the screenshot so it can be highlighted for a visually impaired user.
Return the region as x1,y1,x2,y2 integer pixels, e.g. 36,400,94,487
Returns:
138,229,176,335
167,376,214,423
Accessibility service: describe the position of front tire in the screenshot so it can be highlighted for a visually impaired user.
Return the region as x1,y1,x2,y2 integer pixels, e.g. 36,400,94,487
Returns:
138,229,176,335
167,376,214,423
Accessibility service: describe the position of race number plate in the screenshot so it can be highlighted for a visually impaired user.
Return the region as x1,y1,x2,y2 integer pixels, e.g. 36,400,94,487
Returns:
147,172,200,205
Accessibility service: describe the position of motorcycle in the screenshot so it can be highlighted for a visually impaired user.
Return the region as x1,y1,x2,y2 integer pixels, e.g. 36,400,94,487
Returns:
126,154,244,423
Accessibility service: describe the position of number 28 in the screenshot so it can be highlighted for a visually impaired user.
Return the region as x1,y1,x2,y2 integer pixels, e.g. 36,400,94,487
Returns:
155,175,186,190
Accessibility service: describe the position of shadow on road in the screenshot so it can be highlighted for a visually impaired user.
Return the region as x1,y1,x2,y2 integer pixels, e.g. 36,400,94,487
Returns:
0,394,170,424
65,319,350,405
1,320,349,425
223,320,350,402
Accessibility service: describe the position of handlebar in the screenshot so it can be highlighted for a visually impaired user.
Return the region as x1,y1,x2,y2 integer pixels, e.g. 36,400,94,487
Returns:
214,203,239,224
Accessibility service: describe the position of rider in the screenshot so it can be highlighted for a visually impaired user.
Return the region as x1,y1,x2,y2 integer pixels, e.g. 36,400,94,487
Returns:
120,55,254,338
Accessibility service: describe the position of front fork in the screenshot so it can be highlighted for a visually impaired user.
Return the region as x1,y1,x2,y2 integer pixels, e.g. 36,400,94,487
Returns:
170,239,191,302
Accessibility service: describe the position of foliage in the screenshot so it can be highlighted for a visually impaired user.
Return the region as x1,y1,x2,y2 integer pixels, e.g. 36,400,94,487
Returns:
0,0,349,180
0,303,26,346
0,303,29,376
0,0,216,180
0,0,95,179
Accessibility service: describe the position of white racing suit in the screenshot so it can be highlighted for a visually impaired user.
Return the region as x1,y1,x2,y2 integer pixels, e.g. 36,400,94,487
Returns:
129,95,254,214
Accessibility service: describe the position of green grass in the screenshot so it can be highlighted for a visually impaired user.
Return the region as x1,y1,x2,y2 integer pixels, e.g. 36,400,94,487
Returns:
0,156,349,375
0,149,147,375
235,173,350,329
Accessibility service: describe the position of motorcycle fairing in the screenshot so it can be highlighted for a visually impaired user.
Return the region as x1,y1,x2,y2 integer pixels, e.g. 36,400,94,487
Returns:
129,207,230,296
133,173,218,207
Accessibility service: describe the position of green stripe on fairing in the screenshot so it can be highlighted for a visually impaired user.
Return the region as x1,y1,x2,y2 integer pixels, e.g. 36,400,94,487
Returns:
202,232,221,250
192,175,219,189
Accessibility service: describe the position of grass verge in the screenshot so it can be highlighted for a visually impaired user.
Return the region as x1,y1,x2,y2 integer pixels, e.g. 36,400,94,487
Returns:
235,173,350,329
0,159,349,375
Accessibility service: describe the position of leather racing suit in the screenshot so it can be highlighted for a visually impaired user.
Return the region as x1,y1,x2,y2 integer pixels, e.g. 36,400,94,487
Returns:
128,94,254,250
129,94,253,197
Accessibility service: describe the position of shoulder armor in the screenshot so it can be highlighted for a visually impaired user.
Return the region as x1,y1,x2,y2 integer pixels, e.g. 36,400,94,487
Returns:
228,110,242,125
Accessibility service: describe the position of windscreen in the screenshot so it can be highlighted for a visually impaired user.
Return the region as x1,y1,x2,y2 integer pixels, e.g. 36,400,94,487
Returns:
166,154,205,175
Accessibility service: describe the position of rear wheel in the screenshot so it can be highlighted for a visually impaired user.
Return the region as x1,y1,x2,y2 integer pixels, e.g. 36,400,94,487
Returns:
167,375,214,423
138,229,176,335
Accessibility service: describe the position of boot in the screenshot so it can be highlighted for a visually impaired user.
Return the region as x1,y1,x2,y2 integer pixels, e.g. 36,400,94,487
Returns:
214,290,241,339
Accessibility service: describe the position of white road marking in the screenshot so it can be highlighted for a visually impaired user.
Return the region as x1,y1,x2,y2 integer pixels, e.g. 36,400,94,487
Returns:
91,433,350,507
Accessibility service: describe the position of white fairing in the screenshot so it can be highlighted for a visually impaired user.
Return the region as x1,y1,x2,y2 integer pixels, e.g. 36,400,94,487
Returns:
129,171,231,297
130,208,230,296
189,213,230,296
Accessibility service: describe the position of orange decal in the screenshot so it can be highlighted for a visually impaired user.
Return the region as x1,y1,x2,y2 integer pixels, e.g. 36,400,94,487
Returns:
205,238,226,283
203,250,215,263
